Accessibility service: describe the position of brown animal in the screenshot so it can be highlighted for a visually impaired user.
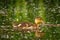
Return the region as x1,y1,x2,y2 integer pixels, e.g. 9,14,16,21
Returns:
12,17,45,38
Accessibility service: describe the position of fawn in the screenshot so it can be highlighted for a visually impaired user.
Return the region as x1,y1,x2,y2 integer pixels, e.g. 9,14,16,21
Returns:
12,17,45,38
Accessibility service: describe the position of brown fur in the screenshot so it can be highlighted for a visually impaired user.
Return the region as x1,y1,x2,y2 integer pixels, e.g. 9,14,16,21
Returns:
12,17,45,38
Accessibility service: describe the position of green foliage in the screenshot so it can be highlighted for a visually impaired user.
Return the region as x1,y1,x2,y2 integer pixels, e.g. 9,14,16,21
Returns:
0,0,60,40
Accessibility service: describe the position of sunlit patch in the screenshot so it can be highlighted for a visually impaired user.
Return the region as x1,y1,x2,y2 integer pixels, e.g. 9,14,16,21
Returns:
18,24,21,27
22,27,26,29
16,19,19,21
13,25,17,27
27,31,30,33
27,26,33,29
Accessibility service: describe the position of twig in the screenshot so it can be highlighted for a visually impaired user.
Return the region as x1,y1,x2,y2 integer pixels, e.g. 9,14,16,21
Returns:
44,24,60,27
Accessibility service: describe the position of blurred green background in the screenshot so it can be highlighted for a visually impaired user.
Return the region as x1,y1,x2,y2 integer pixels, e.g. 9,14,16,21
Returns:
0,0,60,40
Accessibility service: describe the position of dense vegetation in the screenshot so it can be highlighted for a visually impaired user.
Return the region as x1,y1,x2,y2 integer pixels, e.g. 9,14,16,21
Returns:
0,0,60,40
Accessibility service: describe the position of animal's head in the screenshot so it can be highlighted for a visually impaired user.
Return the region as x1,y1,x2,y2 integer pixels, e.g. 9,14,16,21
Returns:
35,17,44,24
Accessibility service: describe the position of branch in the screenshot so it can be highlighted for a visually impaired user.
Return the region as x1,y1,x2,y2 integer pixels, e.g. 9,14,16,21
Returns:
44,24,60,27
